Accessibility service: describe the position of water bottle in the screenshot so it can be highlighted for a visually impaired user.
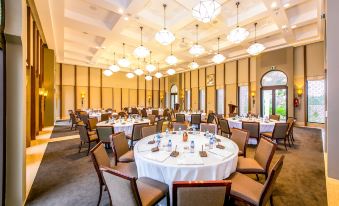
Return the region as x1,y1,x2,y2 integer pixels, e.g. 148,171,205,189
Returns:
165,128,169,137
179,127,182,135
167,139,172,152
156,134,161,145
206,130,209,138
190,140,195,153
209,137,214,149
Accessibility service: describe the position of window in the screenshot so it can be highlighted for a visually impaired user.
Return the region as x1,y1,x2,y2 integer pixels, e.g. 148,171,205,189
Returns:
239,86,249,116
185,90,190,110
307,80,325,123
199,89,205,112
262,71,287,86
217,89,224,115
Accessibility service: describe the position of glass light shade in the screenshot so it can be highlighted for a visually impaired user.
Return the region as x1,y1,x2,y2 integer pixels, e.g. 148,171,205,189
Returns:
145,74,152,81
126,72,135,78
133,45,150,58
134,68,144,76
118,57,131,68
155,28,175,45
108,64,120,72
166,68,176,75
192,0,221,23
227,27,249,43
165,55,178,65
247,42,265,56
103,69,113,76
212,53,225,64
189,44,205,56
146,64,156,72
188,61,199,70
155,72,163,78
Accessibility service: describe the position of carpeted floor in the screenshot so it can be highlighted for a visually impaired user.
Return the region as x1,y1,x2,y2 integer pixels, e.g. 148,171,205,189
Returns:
50,120,79,138
26,126,327,206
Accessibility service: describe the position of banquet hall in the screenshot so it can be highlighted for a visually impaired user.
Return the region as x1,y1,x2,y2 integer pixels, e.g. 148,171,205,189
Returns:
2,0,339,205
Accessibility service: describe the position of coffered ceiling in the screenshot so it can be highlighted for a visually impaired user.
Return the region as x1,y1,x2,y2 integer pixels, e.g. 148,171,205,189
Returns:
35,0,324,74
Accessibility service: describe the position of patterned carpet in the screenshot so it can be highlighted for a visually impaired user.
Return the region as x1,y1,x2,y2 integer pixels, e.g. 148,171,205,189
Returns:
26,126,327,206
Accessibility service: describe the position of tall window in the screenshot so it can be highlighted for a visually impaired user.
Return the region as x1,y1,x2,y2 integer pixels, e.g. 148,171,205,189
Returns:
199,89,205,112
217,89,224,115
185,90,190,110
239,86,249,116
307,80,325,123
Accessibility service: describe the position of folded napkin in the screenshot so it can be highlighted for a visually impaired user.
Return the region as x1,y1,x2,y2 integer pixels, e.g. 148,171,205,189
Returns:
144,151,170,162
177,153,204,165
208,148,234,160
137,144,154,152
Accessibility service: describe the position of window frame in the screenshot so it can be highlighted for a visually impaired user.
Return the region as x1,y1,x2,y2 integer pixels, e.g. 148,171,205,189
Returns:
306,79,326,124
238,85,249,116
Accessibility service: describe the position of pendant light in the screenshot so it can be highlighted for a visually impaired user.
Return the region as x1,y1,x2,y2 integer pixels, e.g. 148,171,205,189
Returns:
146,51,156,72
212,37,225,64
192,0,221,23
188,60,199,70
134,59,144,76
134,26,150,58
126,70,135,78
165,43,178,65
155,4,175,45
118,43,131,68
227,1,249,44
247,22,265,55
145,74,153,81
189,24,205,56
108,52,120,72
155,62,163,78
103,69,113,76
167,68,176,75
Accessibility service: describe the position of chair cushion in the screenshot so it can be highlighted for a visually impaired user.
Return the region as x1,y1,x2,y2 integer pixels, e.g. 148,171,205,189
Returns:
227,172,263,205
89,134,98,141
88,131,96,136
261,132,272,138
118,150,135,163
237,157,265,173
137,177,168,206
113,162,138,178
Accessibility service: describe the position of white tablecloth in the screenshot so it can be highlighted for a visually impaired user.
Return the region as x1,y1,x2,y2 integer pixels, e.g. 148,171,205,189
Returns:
96,119,150,135
134,132,238,202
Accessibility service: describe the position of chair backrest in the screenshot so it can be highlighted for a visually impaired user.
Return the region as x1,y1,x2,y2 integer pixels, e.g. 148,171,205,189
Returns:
230,128,249,157
152,110,159,116
88,118,98,131
90,142,112,185
163,109,169,118
200,123,217,134
111,132,130,164
141,125,157,138
101,113,109,122
131,108,139,114
79,113,89,125
118,111,127,118
141,109,148,117
131,123,149,141
242,121,260,138
156,119,164,133
286,117,295,135
269,114,280,121
96,126,114,143
100,167,141,206
173,122,188,131
70,112,78,124
207,113,215,124
173,180,232,206
259,156,285,206
272,123,289,139
176,114,186,122
148,114,156,125
254,137,277,172
191,114,202,125
219,119,232,135
78,124,90,143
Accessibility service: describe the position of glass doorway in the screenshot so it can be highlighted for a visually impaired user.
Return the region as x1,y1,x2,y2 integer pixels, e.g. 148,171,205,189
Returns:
261,87,287,120
170,85,178,109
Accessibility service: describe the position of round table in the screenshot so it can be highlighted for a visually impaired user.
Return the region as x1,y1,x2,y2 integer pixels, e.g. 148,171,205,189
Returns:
134,132,238,202
96,119,150,136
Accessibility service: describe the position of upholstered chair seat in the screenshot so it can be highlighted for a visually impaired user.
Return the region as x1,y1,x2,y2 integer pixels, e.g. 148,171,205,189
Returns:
137,177,169,206
118,150,135,163
112,132,135,163
88,130,96,136
89,134,99,142
260,132,272,138
237,157,265,173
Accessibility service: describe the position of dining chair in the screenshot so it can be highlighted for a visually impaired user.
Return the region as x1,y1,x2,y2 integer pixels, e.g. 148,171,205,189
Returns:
242,121,260,144
90,142,137,206
152,109,159,117
148,114,156,125
141,109,148,118
79,113,89,126
78,124,99,155
100,113,109,122
70,112,81,130
230,128,249,157
236,137,277,179
173,122,188,131
269,114,280,121
131,107,139,114
100,166,169,206
200,123,218,134
118,111,127,118
163,109,169,120
176,114,186,123
88,117,98,132
191,114,202,129
286,117,296,144
261,123,290,150
126,123,149,149
156,119,164,133
228,155,285,206
204,113,215,124
96,126,114,146
105,108,113,113
111,132,134,163
219,119,233,137
141,125,157,138
173,180,232,206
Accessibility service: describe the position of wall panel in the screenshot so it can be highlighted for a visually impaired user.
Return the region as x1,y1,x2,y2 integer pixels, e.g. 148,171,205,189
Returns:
238,58,249,84
129,89,138,107
185,71,190,90
306,42,325,78
90,87,101,108
226,84,237,116
199,68,205,88
77,66,88,86
62,64,75,86
90,68,101,87
191,70,199,88
225,61,237,84
153,91,159,108
191,87,199,111
113,88,121,111
206,86,215,112
139,89,145,107
216,64,224,88
61,86,74,118
121,88,129,108
102,88,113,109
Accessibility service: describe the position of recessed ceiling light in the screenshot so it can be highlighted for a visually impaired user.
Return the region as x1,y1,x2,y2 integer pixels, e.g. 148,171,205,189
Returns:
124,16,129,21
291,25,297,29
283,3,290,8
118,8,124,14
271,2,278,9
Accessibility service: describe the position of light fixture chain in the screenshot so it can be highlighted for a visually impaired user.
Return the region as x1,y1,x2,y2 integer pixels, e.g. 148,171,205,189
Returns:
236,1,240,27
140,26,143,46
163,4,167,29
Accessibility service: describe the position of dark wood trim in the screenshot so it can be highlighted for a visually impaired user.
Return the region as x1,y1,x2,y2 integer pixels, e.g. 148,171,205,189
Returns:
31,22,36,138
100,70,102,109
158,78,161,108
144,78,146,107
236,60,239,115
248,58,251,112
223,63,226,116
190,71,192,110
152,78,154,108
137,76,139,106
112,88,114,110
59,64,62,120
198,69,200,110
74,65,77,109
260,85,289,118
39,38,44,130
120,88,123,111
88,67,90,109
304,45,308,125
204,68,207,112
183,72,185,110
214,65,217,113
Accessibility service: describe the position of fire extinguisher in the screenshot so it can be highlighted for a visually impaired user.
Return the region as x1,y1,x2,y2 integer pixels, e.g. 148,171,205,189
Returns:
294,98,299,107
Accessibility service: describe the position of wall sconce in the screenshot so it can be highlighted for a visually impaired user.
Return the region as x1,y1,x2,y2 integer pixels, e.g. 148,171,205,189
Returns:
39,88,45,96
251,91,256,105
297,88,303,97
81,92,85,108
43,90,48,97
